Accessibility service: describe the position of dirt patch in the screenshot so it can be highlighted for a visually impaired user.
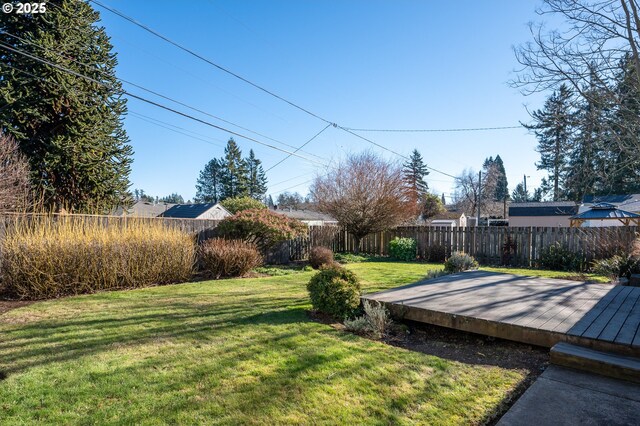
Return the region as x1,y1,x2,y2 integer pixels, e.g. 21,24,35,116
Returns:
0,300,33,316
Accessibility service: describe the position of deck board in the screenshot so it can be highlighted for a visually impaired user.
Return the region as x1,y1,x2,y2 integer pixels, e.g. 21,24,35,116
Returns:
363,271,640,356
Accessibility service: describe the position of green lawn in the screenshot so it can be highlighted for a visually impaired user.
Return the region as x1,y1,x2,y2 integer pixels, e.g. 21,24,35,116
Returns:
1,262,530,425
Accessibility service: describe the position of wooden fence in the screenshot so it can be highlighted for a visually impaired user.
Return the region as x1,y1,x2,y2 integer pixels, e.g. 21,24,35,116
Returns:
0,214,636,267
293,225,639,267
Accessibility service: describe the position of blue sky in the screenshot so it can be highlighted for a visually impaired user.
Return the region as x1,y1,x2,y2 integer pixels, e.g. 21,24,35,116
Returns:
95,0,548,202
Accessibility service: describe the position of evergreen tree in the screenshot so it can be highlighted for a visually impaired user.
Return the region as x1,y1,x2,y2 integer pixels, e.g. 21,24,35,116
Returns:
441,193,446,205
511,183,530,203
220,138,248,199
245,149,268,200
402,149,429,203
493,155,508,201
265,194,275,208
195,158,224,203
523,84,575,201
0,0,133,212
160,193,184,204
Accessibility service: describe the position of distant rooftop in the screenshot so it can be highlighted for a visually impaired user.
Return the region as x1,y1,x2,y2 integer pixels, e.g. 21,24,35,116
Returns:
272,208,336,222
509,201,578,217
161,203,219,219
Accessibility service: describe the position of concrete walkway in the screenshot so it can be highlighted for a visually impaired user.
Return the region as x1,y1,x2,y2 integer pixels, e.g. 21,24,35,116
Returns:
498,366,640,425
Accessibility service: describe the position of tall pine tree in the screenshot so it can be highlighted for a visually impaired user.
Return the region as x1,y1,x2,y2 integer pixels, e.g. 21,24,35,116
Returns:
0,0,133,212
245,149,268,200
402,149,429,203
523,84,575,201
220,138,248,199
195,158,223,203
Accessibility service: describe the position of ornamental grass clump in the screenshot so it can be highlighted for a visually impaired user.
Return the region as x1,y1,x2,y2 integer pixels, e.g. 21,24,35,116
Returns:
308,246,334,269
0,215,195,300
200,238,262,279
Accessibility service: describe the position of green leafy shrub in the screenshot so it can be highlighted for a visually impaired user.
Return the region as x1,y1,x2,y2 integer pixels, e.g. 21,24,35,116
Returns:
309,246,334,269
424,269,450,280
592,254,640,282
217,208,307,252
220,196,267,214
539,243,587,272
344,300,391,339
200,238,262,279
389,237,417,261
307,264,361,319
0,216,195,300
444,252,478,273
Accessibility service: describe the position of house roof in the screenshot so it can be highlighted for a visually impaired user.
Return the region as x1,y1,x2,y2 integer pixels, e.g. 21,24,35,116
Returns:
431,211,464,221
273,208,336,222
570,203,640,220
112,201,175,217
160,203,225,219
582,194,640,212
509,202,578,217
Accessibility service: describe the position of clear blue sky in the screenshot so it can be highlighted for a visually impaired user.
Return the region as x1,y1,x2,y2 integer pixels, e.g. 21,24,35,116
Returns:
95,0,548,202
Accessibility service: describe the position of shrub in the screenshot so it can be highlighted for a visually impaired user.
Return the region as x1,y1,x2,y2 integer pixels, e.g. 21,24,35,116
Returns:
424,244,447,262
389,237,417,261
344,300,391,339
220,196,267,214
307,264,361,319
0,216,195,300
309,246,334,269
539,243,587,272
334,252,371,264
200,238,262,279
424,269,450,280
501,235,518,266
592,254,640,282
217,208,307,253
444,252,478,273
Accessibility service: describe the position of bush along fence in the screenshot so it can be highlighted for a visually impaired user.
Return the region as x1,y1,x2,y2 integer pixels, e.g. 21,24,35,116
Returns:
293,225,639,267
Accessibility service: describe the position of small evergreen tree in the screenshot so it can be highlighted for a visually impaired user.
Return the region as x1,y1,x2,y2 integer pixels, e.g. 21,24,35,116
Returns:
511,183,530,203
0,0,133,212
160,193,184,204
245,149,268,200
195,158,224,203
402,149,429,203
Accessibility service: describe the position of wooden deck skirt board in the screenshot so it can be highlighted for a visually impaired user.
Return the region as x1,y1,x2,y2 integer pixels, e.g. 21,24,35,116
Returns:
363,270,640,356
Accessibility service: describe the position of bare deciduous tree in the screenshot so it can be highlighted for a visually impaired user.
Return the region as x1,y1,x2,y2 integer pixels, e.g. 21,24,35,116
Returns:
453,167,503,219
311,151,414,253
0,134,30,212
513,0,640,158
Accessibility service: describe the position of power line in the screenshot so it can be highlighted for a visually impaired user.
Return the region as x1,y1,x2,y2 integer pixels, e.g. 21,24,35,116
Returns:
89,0,336,126
265,124,332,172
342,125,523,133
0,29,327,162
0,42,327,166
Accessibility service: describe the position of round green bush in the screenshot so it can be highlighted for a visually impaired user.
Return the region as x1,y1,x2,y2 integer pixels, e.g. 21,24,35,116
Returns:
389,237,417,261
307,264,361,319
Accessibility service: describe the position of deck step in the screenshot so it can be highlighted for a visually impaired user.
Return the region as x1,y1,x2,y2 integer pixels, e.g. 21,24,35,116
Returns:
551,342,640,384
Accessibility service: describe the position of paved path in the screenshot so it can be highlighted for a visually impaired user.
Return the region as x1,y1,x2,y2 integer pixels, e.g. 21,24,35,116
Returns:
364,271,640,354
498,365,640,425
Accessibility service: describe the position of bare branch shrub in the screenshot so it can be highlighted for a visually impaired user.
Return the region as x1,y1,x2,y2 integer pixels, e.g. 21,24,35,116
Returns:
0,134,31,212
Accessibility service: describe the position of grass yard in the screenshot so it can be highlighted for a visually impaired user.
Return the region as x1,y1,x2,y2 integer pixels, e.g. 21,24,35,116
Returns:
1,262,550,425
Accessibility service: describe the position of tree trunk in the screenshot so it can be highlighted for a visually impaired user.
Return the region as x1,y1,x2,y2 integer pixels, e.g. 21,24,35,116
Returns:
353,236,362,254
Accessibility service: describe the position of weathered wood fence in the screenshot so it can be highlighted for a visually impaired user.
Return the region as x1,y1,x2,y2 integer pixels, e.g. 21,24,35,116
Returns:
292,225,639,267
0,214,637,267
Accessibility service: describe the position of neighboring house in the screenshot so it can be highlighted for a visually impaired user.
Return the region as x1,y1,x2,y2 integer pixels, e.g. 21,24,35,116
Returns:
272,208,337,226
160,203,231,220
427,211,467,227
112,200,176,217
576,194,640,227
508,202,578,227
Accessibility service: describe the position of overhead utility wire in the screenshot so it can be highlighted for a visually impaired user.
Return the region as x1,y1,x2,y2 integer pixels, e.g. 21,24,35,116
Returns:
0,42,327,166
0,30,327,162
265,124,331,172
342,125,523,133
89,1,470,180
89,0,336,126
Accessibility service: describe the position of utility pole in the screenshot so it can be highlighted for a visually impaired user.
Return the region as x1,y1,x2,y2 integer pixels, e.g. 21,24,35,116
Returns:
477,170,482,227
523,174,528,196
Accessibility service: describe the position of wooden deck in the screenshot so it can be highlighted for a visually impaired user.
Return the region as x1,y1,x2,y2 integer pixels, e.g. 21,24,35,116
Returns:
363,271,640,356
